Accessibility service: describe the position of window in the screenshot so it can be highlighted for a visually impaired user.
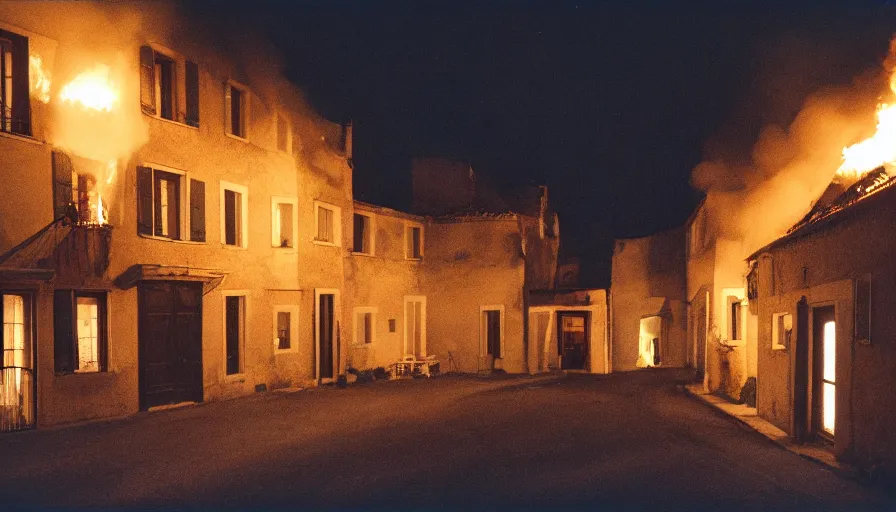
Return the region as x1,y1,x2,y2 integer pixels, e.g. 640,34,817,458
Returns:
139,45,200,127
0,29,30,136
51,152,112,225
220,181,248,248
225,81,248,139
273,305,298,353
388,319,396,333
481,306,504,359
136,166,206,242
314,201,341,246
224,294,245,375
727,296,744,341
772,312,792,351
405,222,423,259
271,197,297,248
53,291,107,374
353,212,374,255
277,112,291,153
2,293,32,369
353,307,376,345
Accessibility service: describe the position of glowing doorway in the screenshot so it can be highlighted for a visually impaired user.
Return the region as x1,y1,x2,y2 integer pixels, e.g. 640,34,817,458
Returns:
637,316,662,368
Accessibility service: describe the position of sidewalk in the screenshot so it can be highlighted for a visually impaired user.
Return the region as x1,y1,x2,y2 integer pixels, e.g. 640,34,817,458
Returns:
682,383,862,481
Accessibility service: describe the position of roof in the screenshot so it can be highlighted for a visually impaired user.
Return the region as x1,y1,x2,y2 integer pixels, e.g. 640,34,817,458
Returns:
748,167,896,259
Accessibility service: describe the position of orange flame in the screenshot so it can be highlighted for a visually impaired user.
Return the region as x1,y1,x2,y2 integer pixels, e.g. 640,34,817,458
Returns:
836,71,896,180
58,64,118,112
29,54,50,103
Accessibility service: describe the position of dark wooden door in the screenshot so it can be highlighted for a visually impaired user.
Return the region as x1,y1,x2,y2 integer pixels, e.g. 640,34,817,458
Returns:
558,312,589,370
139,281,203,410
318,294,334,379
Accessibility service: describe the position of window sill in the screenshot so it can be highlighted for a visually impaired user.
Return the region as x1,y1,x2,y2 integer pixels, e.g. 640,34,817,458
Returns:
0,130,42,145
772,346,788,352
139,234,206,245
721,339,745,348
221,243,247,250
274,348,297,355
225,132,249,143
405,257,423,262
312,240,340,247
145,113,199,131
351,343,374,349
224,373,246,383
55,370,112,377
351,251,375,257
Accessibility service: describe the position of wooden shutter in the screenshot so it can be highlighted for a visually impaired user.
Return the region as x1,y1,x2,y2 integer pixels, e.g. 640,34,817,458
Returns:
136,166,153,235
185,60,199,127
53,290,74,374
139,45,155,114
52,151,74,220
189,179,205,242
10,34,30,135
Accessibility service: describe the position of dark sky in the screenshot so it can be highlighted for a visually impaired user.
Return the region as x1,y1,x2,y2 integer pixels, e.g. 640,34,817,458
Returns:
192,0,896,286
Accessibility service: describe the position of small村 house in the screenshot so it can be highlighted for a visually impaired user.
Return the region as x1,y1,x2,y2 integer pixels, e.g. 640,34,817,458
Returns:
749,167,896,478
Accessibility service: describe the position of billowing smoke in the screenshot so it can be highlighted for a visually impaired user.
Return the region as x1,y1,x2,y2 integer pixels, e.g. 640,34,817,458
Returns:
692,36,895,258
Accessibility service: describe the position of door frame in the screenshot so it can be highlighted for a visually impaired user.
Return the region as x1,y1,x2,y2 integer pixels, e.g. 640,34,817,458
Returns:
403,295,427,357
0,289,38,431
811,304,836,442
557,310,591,371
479,304,505,360
314,288,340,380
139,281,205,411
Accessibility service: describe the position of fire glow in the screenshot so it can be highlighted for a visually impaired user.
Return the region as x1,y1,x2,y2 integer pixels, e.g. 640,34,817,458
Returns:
59,64,118,113
836,70,896,180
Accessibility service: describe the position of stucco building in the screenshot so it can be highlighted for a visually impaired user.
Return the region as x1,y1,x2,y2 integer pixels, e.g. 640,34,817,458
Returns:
748,168,896,479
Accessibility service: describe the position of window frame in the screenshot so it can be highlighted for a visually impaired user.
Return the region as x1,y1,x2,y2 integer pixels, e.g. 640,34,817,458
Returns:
480,305,505,359
313,200,342,247
0,27,30,137
138,163,202,244
220,181,249,249
222,291,248,378
352,211,375,256
272,304,299,355
404,220,424,260
271,196,298,250
352,306,377,347
224,80,249,141
772,312,792,351
54,290,109,375
139,43,199,129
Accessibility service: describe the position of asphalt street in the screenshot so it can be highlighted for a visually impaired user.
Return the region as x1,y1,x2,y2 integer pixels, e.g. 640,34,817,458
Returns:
0,369,889,511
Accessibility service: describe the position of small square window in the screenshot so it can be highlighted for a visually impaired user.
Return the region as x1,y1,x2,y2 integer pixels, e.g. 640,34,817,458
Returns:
353,213,374,255
772,312,792,350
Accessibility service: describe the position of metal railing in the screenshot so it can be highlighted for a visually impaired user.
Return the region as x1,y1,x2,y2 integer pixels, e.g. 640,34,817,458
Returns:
0,366,34,432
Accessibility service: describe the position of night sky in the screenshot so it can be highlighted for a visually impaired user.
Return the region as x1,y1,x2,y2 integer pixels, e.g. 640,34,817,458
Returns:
191,0,896,286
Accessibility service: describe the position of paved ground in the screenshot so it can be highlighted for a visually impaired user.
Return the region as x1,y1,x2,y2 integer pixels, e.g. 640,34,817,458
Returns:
0,369,890,511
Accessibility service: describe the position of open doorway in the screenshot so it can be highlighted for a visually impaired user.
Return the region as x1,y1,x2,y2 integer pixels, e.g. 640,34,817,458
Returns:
637,315,663,368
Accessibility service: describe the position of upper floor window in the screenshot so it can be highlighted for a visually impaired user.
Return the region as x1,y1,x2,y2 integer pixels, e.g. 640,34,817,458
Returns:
405,222,423,260
137,166,206,242
54,290,107,374
225,81,248,139
221,181,248,248
314,201,341,246
139,45,199,127
353,212,374,255
0,29,30,136
272,197,297,248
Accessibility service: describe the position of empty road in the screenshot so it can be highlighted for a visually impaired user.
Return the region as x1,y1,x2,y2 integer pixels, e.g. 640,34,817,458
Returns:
0,369,889,511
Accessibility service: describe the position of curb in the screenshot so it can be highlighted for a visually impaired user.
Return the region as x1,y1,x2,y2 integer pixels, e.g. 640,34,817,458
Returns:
678,383,867,484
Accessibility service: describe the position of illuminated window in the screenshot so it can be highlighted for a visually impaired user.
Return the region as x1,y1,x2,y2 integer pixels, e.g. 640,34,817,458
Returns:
821,320,836,435
53,291,107,374
771,312,792,350
2,294,31,369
